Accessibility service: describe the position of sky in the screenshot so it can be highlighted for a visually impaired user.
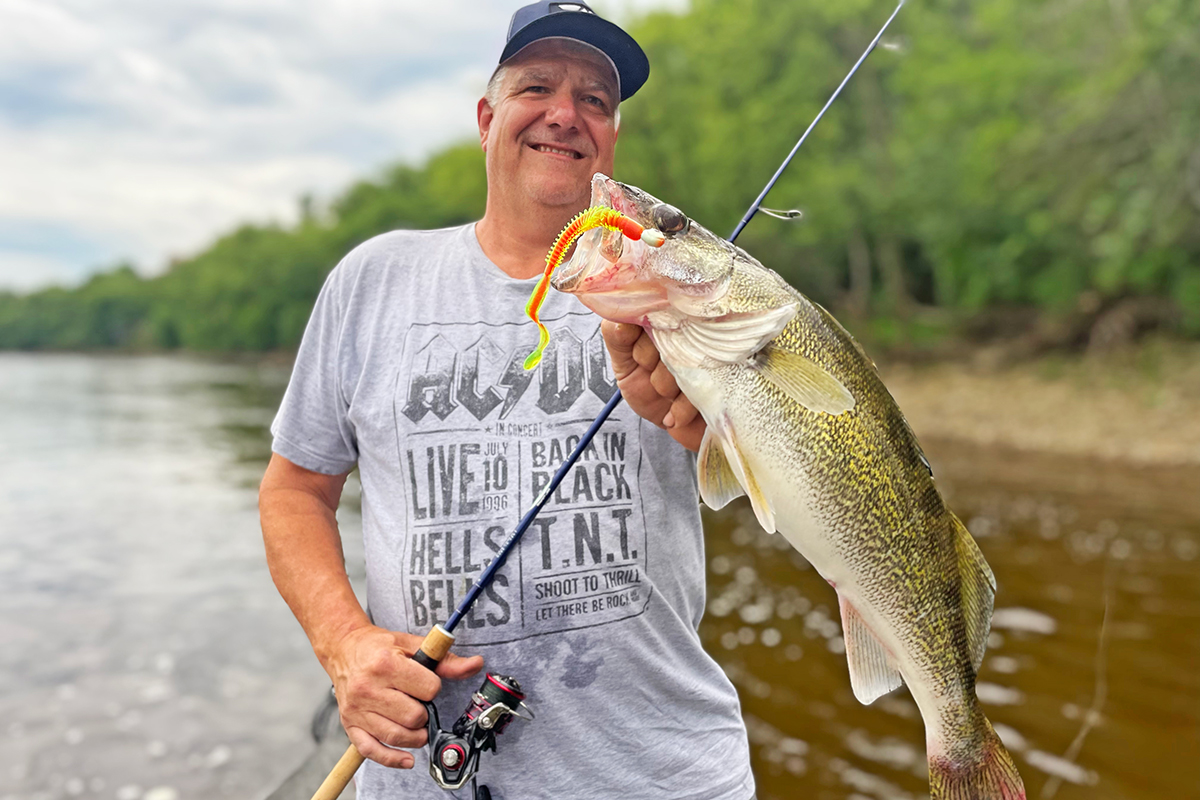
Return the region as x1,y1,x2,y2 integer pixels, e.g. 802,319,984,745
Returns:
0,0,685,292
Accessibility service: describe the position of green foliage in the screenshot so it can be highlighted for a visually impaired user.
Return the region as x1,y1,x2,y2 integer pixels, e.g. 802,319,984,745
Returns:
0,265,152,349
622,0,1200,325
0,147,486,351
1,0,1196,350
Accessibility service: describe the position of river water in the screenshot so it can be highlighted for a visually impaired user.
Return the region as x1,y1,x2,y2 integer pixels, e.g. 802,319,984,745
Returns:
0,353,1196,800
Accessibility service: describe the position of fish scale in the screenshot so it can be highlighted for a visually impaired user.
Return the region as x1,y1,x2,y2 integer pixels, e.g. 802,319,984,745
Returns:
552,173,1027,800
720,298,963,671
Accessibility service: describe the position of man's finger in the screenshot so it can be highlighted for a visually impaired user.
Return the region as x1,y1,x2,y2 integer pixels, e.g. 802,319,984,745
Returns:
362,710,428,749
601,321,642,379
391,657,442,702
668,394,700,428
630,331,661,372
437,653,485,681
344,684,428,732
649,360,680,400
601,319,641,349
347,727,414,769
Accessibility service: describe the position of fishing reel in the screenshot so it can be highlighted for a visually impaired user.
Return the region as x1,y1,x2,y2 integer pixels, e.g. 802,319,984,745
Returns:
423,673,533,798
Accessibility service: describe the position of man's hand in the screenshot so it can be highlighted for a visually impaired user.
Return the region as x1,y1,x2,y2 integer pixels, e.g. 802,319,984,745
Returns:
327,625,484,769
601,320,706,452
259,453,485,769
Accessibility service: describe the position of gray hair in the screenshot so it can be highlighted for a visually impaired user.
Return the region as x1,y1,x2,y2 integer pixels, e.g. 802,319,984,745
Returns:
484,64,512,109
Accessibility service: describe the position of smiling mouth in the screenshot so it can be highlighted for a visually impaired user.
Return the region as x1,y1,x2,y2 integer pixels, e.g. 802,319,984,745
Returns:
529,143,584,159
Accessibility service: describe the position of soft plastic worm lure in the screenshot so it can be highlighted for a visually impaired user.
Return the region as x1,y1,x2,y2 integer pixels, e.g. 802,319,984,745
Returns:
523,207,664,370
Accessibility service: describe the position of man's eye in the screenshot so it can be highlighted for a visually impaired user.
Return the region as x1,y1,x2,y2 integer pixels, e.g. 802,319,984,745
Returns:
524,85,549,94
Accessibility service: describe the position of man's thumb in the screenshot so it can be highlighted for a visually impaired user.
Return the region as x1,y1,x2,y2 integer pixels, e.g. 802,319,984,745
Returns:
600,321,639,370
436,653,485,680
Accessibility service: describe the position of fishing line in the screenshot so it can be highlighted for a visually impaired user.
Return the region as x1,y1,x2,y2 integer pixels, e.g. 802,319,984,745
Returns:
313,5,907,798
490,0,908,602
728,0,906,242
1039,553,1116,798
438,0,906,656
759,207,804,221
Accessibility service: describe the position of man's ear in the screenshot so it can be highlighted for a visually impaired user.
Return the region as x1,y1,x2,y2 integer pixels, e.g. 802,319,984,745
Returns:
477,97,494,152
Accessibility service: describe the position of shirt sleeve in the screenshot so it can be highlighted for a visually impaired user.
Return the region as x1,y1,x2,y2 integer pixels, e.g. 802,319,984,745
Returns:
270,259,359,474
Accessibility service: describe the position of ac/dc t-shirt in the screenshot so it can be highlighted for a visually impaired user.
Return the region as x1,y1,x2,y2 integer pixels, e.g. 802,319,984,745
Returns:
271,224,754,800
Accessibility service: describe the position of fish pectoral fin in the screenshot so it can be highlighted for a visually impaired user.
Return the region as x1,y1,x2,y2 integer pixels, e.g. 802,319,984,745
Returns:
952,513,997,673
756,346,855,416
709,421,776,533
839,596,904,705
697,428,744,510
653,303,799,368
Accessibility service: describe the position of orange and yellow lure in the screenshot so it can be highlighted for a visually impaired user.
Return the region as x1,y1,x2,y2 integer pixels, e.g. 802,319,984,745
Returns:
523,207,664,370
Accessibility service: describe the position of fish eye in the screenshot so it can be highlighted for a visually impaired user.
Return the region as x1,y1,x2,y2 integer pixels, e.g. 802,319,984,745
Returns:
651,203,689,235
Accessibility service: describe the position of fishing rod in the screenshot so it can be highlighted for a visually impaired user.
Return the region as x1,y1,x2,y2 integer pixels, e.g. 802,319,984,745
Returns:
312,3,904,798
730,0,906,242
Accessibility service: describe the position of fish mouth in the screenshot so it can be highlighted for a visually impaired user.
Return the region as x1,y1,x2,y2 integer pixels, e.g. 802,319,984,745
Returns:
551,174,668,322
550,174,621,294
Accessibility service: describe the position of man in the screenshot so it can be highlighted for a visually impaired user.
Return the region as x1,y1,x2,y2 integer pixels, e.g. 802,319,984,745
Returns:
260,3,754,797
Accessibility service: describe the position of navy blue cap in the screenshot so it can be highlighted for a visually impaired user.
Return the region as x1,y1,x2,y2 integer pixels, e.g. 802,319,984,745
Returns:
499,2,649,101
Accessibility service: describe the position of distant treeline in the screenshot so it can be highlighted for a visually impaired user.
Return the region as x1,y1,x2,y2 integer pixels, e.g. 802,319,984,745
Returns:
2,0,1197,352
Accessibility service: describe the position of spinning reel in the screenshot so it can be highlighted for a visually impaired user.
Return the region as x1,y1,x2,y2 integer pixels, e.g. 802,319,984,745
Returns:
311,5,908,796
423,672,533,799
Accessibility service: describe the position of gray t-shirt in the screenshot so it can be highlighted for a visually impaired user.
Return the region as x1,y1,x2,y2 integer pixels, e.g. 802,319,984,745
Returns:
271,223,754,799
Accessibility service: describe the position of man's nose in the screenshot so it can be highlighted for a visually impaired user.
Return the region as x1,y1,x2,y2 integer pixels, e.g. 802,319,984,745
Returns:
544,90,580,129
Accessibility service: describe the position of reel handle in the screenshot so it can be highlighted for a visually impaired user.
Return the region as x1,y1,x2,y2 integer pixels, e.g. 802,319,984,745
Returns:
308,625,457,800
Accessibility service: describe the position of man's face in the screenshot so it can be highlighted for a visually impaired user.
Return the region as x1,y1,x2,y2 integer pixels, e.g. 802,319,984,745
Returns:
478,39,619,211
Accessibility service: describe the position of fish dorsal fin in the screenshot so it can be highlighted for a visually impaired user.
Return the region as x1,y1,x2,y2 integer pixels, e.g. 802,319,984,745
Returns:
652,303,799,368
709,420,776,533
757,345,856,416
838,595,904,704
697,428,744,510
952,513,997,672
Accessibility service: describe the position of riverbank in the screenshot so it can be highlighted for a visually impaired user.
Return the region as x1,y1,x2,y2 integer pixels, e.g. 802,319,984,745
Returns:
6,335,1196,467
880,337,1200,468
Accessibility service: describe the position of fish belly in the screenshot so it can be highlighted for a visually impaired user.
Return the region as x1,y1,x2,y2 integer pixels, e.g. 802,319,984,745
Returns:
744,427,963,734
706,367,961,718
681,362,878,595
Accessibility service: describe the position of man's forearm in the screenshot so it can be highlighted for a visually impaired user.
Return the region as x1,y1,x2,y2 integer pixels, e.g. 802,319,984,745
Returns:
259,455,484,769
260,461,365,672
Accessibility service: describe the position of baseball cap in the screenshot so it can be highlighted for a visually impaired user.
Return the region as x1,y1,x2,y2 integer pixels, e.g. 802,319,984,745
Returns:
499,2,650,101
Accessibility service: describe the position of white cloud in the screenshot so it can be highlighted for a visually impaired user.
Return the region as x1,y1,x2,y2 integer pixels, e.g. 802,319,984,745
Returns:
0,0,686,291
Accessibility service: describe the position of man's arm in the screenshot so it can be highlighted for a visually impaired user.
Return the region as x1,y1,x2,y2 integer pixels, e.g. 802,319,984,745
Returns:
259,453,483,769
601,321,706,452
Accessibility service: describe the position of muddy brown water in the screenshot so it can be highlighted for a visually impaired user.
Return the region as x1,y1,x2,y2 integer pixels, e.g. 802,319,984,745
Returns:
706,441,1200,800
1,354,1197,799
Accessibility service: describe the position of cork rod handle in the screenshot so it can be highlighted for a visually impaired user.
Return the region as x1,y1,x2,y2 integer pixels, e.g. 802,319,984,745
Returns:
310,746,365,800
411,624,456,670
307,625,456,800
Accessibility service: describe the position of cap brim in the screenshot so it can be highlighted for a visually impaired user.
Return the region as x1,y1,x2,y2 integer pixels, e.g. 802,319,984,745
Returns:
499,13,649,101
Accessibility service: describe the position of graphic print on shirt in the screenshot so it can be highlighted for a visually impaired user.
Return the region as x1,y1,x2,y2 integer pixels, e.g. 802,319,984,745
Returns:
393,310,651,646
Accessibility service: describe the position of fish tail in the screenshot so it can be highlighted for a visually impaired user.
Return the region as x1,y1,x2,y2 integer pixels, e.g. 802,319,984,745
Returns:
929,716,1025,800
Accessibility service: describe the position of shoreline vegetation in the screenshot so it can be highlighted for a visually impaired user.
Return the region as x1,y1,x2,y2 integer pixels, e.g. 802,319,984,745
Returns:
1,0,1197,356
1,1,1196,478
7,336,1197,472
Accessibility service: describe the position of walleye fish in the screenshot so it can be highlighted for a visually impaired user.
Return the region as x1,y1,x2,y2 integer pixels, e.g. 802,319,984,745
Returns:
551,174,1026,800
